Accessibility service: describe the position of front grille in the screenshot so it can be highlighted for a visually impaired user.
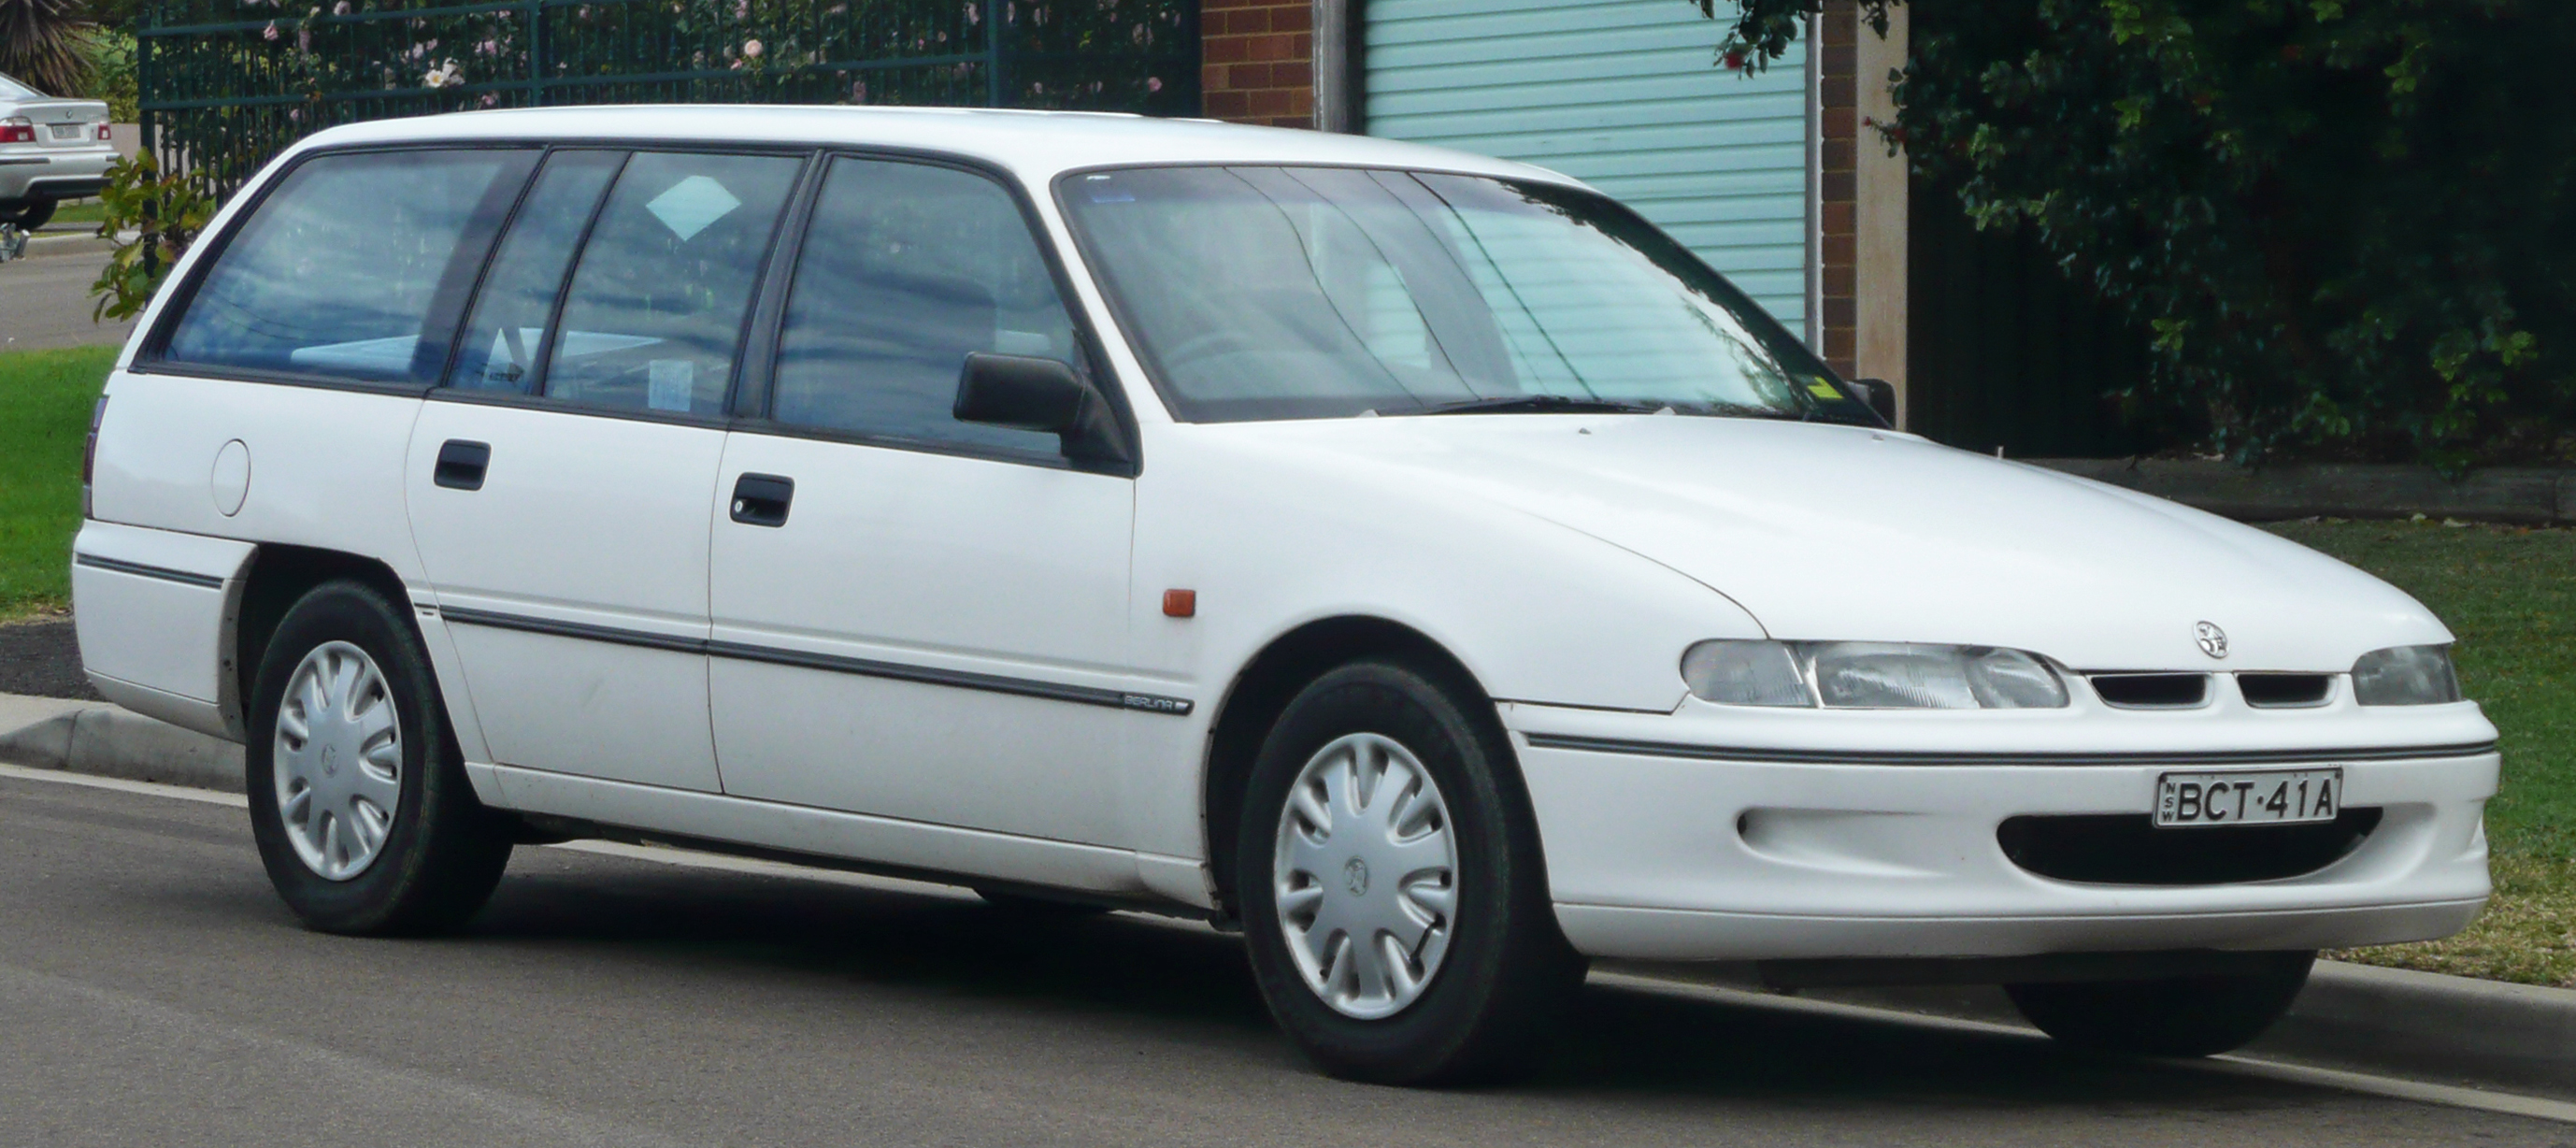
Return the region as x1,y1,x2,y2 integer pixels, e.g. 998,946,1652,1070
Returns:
2240,673,2335,707
1997,809,2383,884
2088,673,2210,709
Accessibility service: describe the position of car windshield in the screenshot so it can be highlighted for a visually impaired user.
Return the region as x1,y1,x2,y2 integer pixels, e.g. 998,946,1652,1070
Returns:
1057,165,1871,424
0,73,38,100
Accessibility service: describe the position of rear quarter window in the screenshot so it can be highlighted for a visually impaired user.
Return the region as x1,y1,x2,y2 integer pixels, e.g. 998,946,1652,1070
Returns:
158,149,533,385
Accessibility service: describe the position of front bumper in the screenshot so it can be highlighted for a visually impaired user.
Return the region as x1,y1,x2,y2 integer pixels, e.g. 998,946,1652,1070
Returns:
0,146,114,202
1506,697,2497,962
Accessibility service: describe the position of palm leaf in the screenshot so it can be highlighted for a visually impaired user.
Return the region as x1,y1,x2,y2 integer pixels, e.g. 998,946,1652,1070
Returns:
0,0,97,98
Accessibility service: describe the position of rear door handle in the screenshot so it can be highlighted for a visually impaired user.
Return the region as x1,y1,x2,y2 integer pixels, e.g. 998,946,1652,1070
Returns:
730,473,794,527
434,439,490,491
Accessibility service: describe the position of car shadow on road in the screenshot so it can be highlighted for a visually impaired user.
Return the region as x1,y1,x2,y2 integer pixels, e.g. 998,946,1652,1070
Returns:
455,856,2337,1113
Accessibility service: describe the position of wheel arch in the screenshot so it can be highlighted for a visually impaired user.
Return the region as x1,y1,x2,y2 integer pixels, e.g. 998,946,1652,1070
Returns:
1199,614,1524,921
233,543,415,729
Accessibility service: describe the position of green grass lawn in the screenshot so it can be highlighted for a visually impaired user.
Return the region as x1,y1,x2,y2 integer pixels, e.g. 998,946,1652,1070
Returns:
2270,519,2576,986
47,198,107,227
0,346,113,618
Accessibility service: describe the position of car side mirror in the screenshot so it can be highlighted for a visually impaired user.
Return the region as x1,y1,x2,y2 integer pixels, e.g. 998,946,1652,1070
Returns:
954,352,1134,470
1850,377,1897,426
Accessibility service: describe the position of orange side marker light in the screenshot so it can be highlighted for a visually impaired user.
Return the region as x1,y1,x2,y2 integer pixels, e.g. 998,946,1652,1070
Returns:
1163,589,1197,618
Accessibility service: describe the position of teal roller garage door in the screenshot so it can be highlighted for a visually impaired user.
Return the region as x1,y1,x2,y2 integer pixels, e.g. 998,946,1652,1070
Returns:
1364,0,1810,333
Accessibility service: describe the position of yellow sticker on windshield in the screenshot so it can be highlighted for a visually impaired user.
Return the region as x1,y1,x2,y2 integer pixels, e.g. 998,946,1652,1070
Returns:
1805,380,1842,399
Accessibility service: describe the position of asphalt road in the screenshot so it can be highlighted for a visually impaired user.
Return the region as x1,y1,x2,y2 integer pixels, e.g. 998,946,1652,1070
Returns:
1,247,134,352
2,770,2567,1148
0,619,99,699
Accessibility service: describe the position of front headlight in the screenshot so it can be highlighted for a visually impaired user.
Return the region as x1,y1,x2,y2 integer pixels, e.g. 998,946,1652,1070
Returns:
2352,644,2462,706
1681,639,2068,710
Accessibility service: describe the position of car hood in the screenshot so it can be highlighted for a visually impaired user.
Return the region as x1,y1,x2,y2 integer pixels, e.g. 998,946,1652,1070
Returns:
1204,414,2449,671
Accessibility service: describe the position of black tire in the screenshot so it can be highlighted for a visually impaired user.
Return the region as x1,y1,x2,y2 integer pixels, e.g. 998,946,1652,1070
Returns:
2005,951,2316,1056
0,198,57,229
973,887,1110,917
246,579,513,935
1235,659,1585,1085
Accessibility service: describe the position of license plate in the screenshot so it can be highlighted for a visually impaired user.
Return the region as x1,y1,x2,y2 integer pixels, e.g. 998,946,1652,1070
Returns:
47,123,83,140
2155,768,2341,827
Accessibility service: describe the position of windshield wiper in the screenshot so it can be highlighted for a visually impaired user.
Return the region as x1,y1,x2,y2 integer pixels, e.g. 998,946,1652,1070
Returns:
1406,395,1662,416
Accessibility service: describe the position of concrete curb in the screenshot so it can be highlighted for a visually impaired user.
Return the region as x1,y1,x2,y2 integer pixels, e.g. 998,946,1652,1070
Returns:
6,695,2573,1098
2030,457,2576,525
18,231,116,259
0,701,244,793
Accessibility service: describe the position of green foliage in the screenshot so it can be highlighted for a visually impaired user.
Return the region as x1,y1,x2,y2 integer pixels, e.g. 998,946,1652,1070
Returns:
79,0,141,31
0,0,96,95
0,346,113,618
1708,0,2576,467
86,151,214,322
77,25,132,119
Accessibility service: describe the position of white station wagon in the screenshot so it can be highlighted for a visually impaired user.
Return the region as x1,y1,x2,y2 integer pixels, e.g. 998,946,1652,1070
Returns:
74,107,2497,1084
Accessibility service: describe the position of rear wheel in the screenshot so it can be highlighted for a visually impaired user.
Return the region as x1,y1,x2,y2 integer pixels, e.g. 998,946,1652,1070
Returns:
247,580,513,935
1235,660,1583,1085
2005,951,2315,1056
0,198,57,229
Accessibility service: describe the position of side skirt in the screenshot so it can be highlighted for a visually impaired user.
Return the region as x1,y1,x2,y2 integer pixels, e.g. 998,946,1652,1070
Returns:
466,762,1196,912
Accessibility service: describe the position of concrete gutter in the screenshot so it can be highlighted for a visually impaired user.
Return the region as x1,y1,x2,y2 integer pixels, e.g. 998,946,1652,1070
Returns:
7,692,2573,1099
2030,458,2576,525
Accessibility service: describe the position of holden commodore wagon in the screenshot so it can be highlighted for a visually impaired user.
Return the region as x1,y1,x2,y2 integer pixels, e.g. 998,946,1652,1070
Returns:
73,106,2497,1084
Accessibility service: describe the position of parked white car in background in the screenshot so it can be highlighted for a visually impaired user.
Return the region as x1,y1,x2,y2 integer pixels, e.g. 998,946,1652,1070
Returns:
73,107,2496,1084
0,71,113,229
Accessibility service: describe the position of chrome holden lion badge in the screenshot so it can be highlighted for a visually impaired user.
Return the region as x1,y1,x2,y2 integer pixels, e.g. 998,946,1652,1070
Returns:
2196,622,2229,659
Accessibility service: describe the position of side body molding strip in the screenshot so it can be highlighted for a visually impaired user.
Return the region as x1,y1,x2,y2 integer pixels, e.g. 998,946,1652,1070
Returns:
72,552,228,590
436,605,1194,716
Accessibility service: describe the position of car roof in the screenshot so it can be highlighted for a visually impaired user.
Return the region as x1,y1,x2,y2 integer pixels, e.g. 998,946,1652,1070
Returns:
289,105,1581,190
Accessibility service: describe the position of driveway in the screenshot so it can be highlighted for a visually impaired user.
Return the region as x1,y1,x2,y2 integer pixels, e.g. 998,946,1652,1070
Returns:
1,245,136,352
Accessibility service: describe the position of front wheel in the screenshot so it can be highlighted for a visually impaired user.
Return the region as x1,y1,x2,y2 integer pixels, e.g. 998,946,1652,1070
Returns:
1235,660,1584,1085
2005,951,2315,1056
247,579,513,935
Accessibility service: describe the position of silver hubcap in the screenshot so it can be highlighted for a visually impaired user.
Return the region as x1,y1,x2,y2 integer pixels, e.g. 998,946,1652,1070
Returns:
1272,732,1459,1019
273,641,402,882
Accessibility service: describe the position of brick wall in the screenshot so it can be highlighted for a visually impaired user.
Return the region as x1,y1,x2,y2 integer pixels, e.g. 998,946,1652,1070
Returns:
1816,1,1859,377
1202,0,1315,127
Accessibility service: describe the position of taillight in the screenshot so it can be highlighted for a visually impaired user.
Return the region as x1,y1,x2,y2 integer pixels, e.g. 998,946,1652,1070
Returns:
0,119,32,144
95,122,112,141
81,395,105,519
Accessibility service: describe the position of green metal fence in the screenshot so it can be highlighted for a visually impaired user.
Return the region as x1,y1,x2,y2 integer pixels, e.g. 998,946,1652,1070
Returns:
136,0,1197,193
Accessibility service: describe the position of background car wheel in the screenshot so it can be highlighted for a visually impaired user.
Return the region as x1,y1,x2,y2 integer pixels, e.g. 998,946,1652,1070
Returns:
2004,951,2316,1057
247,579,513,936
1235,659,1584,1085
0,198,57,229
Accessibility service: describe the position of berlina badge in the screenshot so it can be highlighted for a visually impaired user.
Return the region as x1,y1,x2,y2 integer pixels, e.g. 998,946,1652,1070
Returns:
2196,622,2229,659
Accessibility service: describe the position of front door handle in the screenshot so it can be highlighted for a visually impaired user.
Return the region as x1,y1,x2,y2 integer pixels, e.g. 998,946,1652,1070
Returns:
434,439,490,491
730,473,794,527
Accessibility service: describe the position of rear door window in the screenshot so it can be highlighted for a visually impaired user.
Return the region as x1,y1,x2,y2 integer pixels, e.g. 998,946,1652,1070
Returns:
160,149,535,384
446,151,625,394
538,151,804,416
